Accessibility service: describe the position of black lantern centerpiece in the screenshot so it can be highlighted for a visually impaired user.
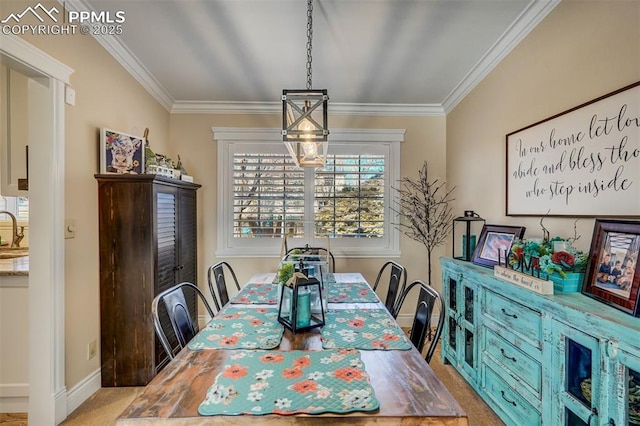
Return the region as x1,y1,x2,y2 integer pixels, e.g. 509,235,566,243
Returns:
277,271,325,333
453,210,485,261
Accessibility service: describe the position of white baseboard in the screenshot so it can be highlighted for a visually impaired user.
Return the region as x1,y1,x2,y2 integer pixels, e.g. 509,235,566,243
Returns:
0,383,28,413
65,368,101,415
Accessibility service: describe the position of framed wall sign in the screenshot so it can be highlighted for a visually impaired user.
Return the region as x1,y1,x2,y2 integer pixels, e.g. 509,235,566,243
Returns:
506,81,640,217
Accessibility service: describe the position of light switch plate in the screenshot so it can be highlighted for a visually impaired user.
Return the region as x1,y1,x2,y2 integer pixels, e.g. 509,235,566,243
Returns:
65,86,76,105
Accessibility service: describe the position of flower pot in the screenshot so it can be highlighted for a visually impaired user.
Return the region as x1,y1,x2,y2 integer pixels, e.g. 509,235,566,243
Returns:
547,272,585,293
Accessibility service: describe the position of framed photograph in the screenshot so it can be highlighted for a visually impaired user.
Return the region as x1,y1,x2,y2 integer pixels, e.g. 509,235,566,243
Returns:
100,128,145,174
472,225,526,268
581,219,640,317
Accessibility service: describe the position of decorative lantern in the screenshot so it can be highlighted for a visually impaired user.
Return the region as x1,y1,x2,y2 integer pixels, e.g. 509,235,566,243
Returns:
452,211,485,261
278,272,325,333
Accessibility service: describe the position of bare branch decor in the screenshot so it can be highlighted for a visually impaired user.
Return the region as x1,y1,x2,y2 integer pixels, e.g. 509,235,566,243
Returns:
392,161,455,287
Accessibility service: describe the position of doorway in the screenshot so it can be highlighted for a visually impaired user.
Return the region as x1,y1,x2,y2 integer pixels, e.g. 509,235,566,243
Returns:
1,35,72,424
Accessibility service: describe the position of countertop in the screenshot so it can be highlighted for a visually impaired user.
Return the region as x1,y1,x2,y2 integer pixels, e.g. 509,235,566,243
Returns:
0,256,29,276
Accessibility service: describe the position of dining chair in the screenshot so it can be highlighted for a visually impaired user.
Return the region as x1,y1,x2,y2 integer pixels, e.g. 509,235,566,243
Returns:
395,279,445,364
372,260,407,318
284,244,336,273
151,281,215,360
207,261,241,309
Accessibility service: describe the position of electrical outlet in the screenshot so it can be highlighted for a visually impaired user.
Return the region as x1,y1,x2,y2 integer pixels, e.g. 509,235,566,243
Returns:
87,340,97,360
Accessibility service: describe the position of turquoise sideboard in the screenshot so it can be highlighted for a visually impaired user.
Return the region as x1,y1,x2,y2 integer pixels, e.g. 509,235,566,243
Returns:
441,257,640,426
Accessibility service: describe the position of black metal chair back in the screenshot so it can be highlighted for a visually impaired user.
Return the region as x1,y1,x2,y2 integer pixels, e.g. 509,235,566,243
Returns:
151,282,214,360
284,244,336,273
208,261,241,309
395,279,445,363
373,260,407,318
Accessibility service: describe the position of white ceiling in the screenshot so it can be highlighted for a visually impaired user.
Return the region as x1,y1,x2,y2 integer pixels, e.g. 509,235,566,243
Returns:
76,0,559,114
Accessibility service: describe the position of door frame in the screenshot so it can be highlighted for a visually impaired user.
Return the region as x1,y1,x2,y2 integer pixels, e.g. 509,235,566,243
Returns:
1,35,72,424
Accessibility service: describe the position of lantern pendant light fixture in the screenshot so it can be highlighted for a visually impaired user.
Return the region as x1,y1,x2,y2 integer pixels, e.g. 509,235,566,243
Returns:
282,0,329,168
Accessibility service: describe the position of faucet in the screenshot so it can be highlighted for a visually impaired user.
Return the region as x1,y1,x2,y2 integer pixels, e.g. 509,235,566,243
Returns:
0,210,25,248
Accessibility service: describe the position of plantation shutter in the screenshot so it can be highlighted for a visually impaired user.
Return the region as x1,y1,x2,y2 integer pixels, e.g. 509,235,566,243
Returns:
314,154,385,238
232,153,305,238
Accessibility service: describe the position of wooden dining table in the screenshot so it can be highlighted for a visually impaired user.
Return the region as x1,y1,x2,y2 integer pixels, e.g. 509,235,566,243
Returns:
116,273,468,425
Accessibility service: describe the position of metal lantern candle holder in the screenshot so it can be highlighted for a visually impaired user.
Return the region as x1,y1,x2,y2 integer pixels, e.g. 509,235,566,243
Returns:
277,273,325,334
452,210,485,261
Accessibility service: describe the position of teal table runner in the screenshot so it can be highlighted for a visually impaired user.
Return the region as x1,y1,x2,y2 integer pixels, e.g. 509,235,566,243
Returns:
198,349,379,416
321,309,412,350
231,283,279,304
188,307,284,350
326,281,379,303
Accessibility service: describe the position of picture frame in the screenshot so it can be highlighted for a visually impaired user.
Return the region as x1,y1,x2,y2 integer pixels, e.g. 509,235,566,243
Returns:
471,224,526,268
581,219,640,317
100,128,145,174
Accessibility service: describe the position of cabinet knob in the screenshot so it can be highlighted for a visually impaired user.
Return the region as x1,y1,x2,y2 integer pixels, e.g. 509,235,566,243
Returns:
606,340,619,359
174,265,184,271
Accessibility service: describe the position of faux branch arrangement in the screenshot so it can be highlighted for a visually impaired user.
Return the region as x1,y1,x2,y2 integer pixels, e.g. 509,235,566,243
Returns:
391,161,455,286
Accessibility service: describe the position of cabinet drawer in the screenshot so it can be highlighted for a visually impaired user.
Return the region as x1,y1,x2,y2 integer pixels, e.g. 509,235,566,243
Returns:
483,327,542,397
483,363,541,426
482,289,542,345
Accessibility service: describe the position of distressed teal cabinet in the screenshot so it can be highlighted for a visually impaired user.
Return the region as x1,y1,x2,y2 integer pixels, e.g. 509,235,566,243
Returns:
551,321,640,425
442,268,479,384
441,257,640,426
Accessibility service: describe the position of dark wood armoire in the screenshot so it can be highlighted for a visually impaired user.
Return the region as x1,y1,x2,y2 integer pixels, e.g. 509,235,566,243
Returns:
95,174,201,386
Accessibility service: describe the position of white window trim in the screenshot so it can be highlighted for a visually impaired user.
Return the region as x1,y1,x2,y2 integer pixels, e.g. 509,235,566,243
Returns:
213,127,404,258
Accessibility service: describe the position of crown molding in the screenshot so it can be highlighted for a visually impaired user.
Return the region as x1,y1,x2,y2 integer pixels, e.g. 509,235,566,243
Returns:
61,0,174,111
211,127,406,142
172,101,444,116
441,0,560,114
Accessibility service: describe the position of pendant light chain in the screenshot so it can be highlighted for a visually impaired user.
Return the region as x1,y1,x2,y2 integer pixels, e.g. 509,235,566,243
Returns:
306,0,313,90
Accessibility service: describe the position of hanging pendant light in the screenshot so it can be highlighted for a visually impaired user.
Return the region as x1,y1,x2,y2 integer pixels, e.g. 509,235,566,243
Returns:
282,0,329,168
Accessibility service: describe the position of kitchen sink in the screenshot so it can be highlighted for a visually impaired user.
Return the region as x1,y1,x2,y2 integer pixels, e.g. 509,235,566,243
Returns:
0,247,29,259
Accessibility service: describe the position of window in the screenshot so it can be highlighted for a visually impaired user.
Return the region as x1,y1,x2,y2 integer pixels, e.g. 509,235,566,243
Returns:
215,128,403,257
0,196,29,219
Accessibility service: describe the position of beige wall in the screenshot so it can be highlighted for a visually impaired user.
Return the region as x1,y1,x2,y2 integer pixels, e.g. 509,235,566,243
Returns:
447,0,640,252
8,0,172,388
169,113,447,316
6,0,637,405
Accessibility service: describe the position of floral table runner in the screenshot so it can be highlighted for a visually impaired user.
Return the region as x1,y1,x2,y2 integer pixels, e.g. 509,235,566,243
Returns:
233,279,377,305
198,349,379,416
321,309,412,350
230,283,279,304
326,281,379,303
188,307,284,350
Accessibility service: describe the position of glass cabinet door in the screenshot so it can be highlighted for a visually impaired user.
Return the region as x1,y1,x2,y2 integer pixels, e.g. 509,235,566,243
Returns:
441,271,477,382
461,283,476,373
553,322,602,426
443,274,459,361
610,346,640,426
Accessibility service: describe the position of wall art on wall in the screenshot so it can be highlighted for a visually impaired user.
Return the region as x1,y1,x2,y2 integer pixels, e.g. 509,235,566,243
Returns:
506,81,640,217
582,219,640,317
100,128,145,174
471,224,526,268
